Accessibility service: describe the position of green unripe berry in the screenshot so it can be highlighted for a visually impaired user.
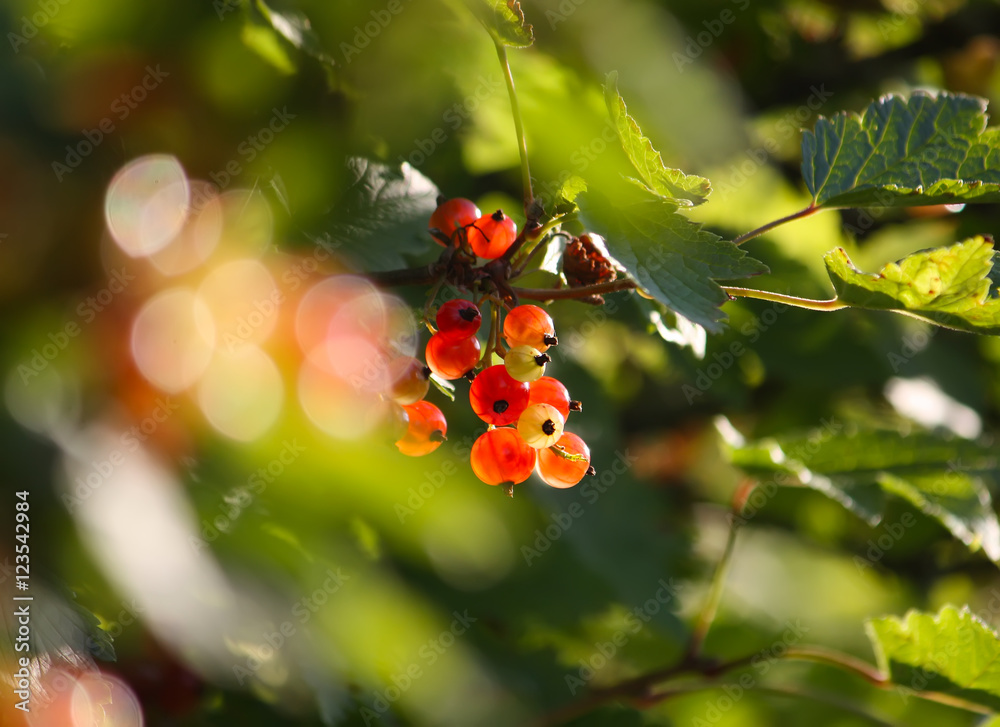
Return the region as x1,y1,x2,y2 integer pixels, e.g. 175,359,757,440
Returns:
504,344,550,383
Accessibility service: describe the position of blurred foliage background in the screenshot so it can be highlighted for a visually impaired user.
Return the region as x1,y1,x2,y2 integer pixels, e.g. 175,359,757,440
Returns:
3,0,1000,725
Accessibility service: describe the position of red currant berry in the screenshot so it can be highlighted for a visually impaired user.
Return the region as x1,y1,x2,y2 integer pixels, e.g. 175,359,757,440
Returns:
387,356,431,405
436,299,482,342
429,197,481,246
470,427,536,487
469,364,529,426
395,401,447,456
518,403,565,449
504,304,557,351
425,332,481,380
537,432,592,488
528,376,581,420
467,210,517,259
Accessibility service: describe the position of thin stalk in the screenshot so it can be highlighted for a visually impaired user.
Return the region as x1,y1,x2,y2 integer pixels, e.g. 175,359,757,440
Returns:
495,42,533,224
639,683,897,727
731,203,819,245
686,513,741,660
514,279,638,301
723,286,846,311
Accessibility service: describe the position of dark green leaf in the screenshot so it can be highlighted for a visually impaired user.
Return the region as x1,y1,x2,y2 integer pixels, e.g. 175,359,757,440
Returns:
802,91,1000,208
722,420,1000,561
826,237,1000,335
318,158,440,272
578,185,768,333
867,605,1000,710
250,0,338,69
605,72,711,206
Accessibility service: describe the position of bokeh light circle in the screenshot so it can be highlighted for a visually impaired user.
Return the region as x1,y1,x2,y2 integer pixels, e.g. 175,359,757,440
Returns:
105,155,190,258
131,287,216,393
198,258,280,349
297,355,386,440
70,672,144,727
147,180,223,276
197,346,283,441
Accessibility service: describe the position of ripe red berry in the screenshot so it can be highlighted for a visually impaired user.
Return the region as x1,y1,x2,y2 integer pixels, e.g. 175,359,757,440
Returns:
467,210,517,259
528,376,581,420
504,304,557,351
436,299,482,342
425,332,481,380
429,197,481,246
537,432,592,488
469,364,529,426
395,400,447,456
387,356,431,405
470,427,536,487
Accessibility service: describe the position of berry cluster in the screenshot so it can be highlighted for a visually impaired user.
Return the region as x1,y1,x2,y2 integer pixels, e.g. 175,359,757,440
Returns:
389,197,596,496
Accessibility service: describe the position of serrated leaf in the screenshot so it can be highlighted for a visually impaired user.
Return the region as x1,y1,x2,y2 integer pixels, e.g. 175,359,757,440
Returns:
867,605,1000,710
473,0,533,47
723,421,1000,562
577,185,768,333
802,91,1000,208
250,0,337,69
605,72,711,206
826,237,1000,335
317,158,440,272
1,582,115,701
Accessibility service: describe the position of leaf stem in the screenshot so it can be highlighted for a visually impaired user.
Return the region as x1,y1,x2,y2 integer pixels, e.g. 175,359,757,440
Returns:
722,286,847,311
731,203,819,246
686,512,741,660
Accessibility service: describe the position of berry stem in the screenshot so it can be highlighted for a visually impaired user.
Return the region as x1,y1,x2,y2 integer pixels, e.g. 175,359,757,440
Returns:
513,279,638,301
495,41,535,229
731,203,819,246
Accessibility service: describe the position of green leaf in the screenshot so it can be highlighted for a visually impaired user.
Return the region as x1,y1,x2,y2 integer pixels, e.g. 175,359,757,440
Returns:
473,0,533,47
826,237,1000,335
605,72,711,206
721,420,1000,562
250,0,338,69
578,185,768,333
429,373,456,401
867,605,1000,710
802,91,1000,208
317,158,440,272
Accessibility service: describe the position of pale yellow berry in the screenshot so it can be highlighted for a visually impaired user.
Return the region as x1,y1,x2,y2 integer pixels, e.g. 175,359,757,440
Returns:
517,403,565,449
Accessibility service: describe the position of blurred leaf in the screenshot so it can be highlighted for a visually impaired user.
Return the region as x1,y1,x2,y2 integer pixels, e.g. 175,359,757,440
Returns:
250,0,338,69
1,582,114,700
317,158,440,272
867,605,1000,710
605,72,711,207
472,0,534,48
578,185,768,333
722,421,1000,562
802,92,1000,209
826,237,1000,335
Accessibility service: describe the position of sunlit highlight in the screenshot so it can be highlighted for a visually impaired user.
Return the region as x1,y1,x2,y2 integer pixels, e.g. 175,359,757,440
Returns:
105,155,190,258
131,288,216,393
